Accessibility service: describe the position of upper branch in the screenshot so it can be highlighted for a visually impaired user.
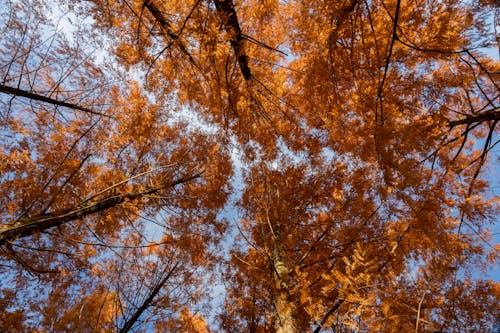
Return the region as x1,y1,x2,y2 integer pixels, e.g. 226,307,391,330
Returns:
143,0,179,41
0,188,156,245
375,0,401,126
328,0,358,47
213,0,252,80
143,1,199,68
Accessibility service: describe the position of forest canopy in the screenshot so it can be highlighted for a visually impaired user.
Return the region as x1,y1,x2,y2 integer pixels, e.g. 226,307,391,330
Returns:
0,0,499,332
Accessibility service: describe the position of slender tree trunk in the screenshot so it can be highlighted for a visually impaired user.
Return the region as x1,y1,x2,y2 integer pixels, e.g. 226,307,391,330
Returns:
271,237,298,333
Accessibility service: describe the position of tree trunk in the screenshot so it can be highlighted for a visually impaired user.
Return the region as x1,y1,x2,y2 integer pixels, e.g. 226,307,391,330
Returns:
272,237,298,333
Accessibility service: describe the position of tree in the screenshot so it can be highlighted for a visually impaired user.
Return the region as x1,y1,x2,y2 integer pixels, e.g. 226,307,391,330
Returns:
0,0,498,331
0,0,229,330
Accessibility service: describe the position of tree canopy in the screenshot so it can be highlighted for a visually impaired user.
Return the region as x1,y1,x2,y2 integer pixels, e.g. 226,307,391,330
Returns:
0,0,498,331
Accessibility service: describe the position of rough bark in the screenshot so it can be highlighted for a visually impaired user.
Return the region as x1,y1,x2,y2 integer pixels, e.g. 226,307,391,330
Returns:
272,237,298,333
0,189,155,244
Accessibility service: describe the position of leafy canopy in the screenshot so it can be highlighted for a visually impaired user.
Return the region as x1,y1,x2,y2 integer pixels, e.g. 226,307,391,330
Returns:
0,0,498,332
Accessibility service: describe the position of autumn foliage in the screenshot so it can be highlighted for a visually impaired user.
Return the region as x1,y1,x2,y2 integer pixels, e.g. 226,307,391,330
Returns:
0,0,499,331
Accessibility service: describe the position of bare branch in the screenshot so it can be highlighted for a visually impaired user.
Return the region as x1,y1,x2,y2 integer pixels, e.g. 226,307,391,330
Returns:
375,0,401,126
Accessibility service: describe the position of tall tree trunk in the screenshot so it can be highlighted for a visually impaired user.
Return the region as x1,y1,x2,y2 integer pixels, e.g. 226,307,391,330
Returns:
271,236,297,333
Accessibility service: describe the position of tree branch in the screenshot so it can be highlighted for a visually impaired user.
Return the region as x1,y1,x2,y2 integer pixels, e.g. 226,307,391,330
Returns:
213,0,252,80
313,299,344,333
0,188,155,245
0,173,202,244
143,1,199,68
118,262,179,333
143,0,179,41
448,108,500,127
0,83,109,117
376,0,401,126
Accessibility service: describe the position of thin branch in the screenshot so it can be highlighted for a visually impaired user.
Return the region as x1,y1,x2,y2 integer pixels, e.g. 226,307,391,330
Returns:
234,254,264,272
375,0,401,126
313,299,344,333
118,262,179,333
144,1,199,69
82,163,187,204
242,34,287,56
415,293,426,333
1,243,59,275
467,120,498,196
